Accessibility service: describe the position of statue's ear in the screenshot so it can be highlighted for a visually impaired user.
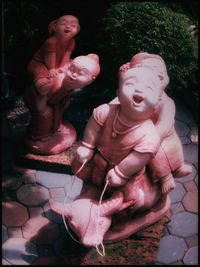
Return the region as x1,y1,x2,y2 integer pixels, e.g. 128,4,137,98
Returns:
48,20,57,35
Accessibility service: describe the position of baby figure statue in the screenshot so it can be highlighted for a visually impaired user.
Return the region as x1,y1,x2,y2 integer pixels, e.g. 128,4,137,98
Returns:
24,53,100,155
50,66,171,247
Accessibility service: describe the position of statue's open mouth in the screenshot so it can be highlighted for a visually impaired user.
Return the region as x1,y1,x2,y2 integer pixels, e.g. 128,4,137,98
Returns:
133,95,143,104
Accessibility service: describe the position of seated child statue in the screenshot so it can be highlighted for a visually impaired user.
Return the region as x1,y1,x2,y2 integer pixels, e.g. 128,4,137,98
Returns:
51,66,169,247
24,53,100,155
72,66,163,188
111,52,192,194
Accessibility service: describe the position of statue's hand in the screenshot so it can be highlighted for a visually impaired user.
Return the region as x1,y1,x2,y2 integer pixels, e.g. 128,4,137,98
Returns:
58,65,68,74
49,68,58,78
106,168,128,187
76,146,94,163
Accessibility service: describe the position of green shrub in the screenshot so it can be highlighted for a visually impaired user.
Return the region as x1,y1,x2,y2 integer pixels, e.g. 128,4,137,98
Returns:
96,2,197,96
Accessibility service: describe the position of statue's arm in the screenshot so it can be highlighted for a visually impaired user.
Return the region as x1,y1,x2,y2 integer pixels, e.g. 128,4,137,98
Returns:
76,116,102,163
106,151,152,187
155,93,176,140
43,38,57,77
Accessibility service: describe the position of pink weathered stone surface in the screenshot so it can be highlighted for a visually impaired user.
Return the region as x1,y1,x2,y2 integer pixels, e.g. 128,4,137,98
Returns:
51,53,191,248
23,14,100,155
24,121,77,155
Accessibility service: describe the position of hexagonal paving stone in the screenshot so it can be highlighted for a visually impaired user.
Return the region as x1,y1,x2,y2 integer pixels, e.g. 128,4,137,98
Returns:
2,172,22,191
8,227,23,238
185,235,198,248
36,171,72,188
183,246,198,265
22,216,60,244
17,184,49,206
2,225,8,243
183,144,198,164
177,164,197,183
2,258,11,265
2,202,29,227
15,167,36,183
169,182,185,203
2,238,38,265
43,202,63,224
171,202,185,215
182,191,198,214
156,235,187,264
175,120,190,137
13,165,37,176
184,181,197,191
64,176,83,200
179,136,191,145
49,187,66,198
167,211,198,238
29,207,44,217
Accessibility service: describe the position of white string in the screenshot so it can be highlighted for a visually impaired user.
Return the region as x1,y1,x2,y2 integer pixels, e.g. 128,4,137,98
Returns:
95,180,109,257
62,160,87,245
62,159,109,257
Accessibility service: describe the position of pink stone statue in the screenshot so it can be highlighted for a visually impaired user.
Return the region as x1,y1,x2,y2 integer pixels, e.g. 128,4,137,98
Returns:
50,66,170,246
50,53,191,248
24,15,100,155
112,52,192,193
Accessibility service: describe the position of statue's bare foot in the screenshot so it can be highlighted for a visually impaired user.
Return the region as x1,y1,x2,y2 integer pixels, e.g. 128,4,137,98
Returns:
173,164,192,178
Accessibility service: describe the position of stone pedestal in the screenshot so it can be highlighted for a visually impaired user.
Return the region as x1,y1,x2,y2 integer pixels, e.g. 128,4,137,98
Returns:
24,122,77,155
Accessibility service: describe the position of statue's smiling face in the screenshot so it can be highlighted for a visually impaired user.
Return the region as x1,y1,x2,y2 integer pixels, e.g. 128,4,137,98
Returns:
118,67,162,121
64,57,98,90
55,15,80,38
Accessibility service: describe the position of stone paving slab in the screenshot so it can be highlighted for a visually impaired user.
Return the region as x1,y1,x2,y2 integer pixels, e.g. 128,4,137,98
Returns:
167,211,198,238
182,144,198,163
156,235,187,264
2,202,29,227
7,227,23,238
169,182,186,203
17,184,49,207
22,216,60,245
36,171,72,189
2,173,22,191
43,202,63,224
183,246,198,265
2,238,38,265
64,176,83,200
2,225,8,244
182,190,198,213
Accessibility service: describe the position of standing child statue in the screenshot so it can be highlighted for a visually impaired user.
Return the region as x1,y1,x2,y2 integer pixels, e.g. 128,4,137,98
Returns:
27,15,80,94
50,66,171,247
24,15,100,155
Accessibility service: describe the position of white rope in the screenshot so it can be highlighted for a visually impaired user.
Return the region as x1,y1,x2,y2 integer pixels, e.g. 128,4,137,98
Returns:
62,160,87,245
62,159,109,257
95,180,109,257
